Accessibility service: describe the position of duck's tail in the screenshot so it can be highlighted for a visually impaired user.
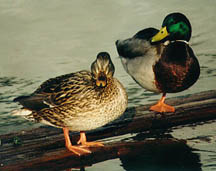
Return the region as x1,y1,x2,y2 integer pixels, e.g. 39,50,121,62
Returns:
12,108,32,116
12,102,37,122
12,108,35,121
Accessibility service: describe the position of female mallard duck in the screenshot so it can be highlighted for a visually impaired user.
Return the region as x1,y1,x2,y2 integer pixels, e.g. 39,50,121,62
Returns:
13,52,128,155
116,12,200,113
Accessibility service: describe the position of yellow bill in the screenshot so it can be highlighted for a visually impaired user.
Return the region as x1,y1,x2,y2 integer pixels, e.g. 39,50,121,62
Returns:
151,26,169,43
96,80,107,87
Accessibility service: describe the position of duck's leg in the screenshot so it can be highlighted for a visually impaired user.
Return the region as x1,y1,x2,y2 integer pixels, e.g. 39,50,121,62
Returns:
77,131,104,147
150,93,175,113
63,128,91,155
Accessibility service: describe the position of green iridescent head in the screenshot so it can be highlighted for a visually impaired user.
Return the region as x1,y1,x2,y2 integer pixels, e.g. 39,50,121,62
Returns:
151,13,192,43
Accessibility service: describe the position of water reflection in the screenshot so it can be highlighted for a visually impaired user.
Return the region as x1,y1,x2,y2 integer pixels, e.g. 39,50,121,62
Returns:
120,146,201,171
119,132,202,171
63,140,202,171
0,76,41,134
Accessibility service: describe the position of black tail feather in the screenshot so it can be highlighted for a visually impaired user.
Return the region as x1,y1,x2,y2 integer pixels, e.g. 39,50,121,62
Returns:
13,95,31,102
14,95,50,111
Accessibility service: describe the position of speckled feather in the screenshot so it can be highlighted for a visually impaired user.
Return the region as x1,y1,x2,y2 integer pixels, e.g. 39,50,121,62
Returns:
31,72,127,130
14,53,128,131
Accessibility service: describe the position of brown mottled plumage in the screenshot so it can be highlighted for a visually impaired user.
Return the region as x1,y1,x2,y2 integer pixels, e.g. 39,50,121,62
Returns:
13,52,128,155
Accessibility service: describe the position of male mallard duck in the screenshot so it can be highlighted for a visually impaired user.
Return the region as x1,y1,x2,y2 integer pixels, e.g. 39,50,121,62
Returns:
116,12,200,113
13,52,128,155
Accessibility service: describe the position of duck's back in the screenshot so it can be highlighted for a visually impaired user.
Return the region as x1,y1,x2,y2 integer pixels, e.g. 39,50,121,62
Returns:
14,71,93,111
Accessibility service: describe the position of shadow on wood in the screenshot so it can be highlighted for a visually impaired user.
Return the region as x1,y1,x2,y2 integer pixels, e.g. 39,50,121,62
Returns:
0,90,216,170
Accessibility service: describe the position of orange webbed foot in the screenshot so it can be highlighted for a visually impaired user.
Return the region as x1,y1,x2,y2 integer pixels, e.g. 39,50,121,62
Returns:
78,141,104,147
66,144,91,156
77,131,104,147
150,93,175,113
63,128,91,156
150,102,175,113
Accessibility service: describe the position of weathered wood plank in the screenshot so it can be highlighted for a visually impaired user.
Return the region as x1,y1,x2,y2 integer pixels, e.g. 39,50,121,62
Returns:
0,90,216,170
2,138,189,171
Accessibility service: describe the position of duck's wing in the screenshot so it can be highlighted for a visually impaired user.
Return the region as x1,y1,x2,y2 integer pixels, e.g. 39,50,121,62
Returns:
116,28,159,59
14,70,93,111
133,27,159,40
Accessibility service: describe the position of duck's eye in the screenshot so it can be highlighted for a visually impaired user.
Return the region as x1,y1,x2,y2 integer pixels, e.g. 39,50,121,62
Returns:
161,31,164,33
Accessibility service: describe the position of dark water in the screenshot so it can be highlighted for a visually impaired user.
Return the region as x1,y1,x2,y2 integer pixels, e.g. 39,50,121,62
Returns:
0,0,216,170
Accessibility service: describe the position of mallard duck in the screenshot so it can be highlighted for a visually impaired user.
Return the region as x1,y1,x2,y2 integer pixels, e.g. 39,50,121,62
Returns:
116,12,200,113
13,52,128,155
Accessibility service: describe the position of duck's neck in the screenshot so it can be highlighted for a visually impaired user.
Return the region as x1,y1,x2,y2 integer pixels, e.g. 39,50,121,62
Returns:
164,40,189,46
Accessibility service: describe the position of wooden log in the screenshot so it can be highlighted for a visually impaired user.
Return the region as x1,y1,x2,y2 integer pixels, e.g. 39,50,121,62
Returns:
1,138,195,171
0,90,216,170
